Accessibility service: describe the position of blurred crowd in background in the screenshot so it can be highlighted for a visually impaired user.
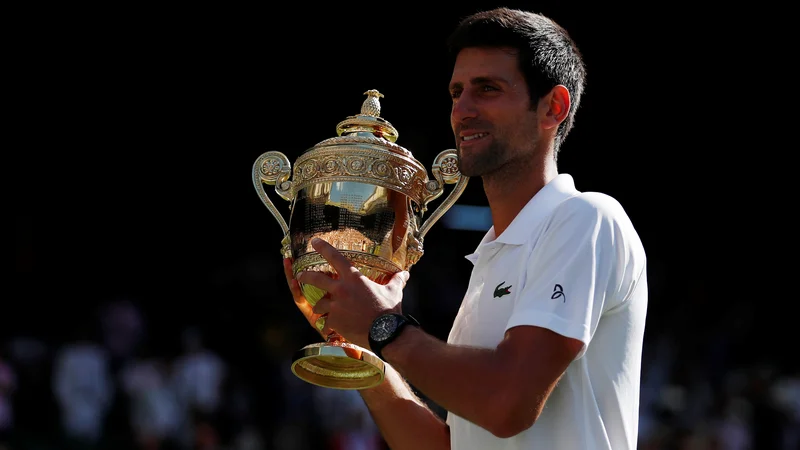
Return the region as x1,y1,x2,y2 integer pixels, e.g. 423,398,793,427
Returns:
4,234,799,450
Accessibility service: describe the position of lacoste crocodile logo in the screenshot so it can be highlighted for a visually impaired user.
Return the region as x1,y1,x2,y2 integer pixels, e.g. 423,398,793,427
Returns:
494,281,512,298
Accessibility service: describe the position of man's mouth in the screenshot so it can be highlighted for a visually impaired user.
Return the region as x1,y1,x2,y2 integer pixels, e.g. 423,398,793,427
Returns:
462,132,488,141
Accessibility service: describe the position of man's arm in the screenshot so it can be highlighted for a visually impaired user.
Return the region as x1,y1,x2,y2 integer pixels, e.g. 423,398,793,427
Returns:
282,258,449,449
295,197,619,441
381,323,583,439
291,240,583,439
385,197,626,437
359,362,450,450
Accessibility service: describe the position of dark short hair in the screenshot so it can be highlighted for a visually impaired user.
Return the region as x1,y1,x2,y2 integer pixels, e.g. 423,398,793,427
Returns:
447,8,587,155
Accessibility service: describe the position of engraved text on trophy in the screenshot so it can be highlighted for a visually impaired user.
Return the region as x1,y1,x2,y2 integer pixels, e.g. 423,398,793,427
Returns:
289,181,413,275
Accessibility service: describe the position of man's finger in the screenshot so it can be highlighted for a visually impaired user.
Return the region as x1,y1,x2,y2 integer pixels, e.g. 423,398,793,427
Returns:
297,270,337,293
283,258,299,291
312,298,332,315
387,270,410,291
284,259,306,300
283,258,317,320
291,281,315,316
314,313,335,338
311,238,359,277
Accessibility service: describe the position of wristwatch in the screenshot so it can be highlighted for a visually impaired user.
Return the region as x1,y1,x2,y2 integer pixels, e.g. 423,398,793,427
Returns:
368,313,420,360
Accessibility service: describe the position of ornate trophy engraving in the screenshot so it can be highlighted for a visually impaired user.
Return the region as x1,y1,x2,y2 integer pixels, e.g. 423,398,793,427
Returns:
252,90,468,390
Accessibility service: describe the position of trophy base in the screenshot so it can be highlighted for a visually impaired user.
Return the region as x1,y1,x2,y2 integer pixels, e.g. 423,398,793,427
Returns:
291,341,385,390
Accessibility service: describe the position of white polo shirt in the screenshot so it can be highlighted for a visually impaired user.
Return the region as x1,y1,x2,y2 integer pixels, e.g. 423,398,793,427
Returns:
446,174,648,450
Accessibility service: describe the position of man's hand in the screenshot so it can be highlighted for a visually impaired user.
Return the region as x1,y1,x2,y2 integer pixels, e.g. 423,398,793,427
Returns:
282,257,328,339
296,237,410,349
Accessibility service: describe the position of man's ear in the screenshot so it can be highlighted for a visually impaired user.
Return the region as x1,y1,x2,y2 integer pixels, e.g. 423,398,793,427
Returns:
540,85,571,130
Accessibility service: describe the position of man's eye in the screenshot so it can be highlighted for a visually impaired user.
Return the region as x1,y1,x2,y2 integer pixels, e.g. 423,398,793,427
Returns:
450,91,462,99
482,85,498,92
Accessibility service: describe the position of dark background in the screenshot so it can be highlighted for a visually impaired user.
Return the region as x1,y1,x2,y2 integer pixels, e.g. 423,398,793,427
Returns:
13,2,720,332
10,2,789,450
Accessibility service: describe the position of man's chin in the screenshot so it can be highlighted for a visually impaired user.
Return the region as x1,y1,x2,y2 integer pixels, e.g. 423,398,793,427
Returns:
455,151,476,177
456,147,494,177
456,163,482,178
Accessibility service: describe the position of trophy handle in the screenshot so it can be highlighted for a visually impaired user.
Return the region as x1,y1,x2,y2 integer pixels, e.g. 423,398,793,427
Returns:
418,149,469,241
252,151,294,244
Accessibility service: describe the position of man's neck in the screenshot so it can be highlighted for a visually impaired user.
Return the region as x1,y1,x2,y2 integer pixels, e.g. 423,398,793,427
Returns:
483,156,557,238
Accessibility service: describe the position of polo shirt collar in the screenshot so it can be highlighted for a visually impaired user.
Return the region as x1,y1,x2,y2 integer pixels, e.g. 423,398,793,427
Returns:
465,174,579,263
492,173,580,242
495,173,578,245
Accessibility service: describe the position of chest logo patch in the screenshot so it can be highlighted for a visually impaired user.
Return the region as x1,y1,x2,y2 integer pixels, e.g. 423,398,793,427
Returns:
494,281,512,298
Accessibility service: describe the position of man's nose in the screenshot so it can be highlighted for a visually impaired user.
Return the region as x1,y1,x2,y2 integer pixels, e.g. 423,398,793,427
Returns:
451,92,478,125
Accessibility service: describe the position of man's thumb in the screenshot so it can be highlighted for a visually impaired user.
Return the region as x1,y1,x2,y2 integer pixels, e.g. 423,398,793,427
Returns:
392,270,410,288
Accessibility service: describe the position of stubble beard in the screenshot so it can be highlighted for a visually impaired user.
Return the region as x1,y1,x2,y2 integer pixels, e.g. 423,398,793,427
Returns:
456,139,508,178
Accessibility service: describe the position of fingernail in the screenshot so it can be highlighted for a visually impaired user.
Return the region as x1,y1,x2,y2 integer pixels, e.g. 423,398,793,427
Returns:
311,237,321,245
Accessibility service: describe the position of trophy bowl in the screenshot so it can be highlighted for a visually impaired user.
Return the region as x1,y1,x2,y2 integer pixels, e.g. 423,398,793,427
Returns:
252,89,468,390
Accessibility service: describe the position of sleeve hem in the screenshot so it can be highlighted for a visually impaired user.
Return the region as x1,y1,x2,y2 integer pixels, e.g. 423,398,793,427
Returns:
505,311,591,359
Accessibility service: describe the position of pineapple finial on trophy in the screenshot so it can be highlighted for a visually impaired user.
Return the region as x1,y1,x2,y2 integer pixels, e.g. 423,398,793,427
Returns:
336,89,399,143
361,89,384,117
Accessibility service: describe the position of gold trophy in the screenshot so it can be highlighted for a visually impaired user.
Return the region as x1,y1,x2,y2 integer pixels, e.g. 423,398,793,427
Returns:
252,89,468,390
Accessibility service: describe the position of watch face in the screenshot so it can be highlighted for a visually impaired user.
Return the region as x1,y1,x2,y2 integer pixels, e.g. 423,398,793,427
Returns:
370,314,399,342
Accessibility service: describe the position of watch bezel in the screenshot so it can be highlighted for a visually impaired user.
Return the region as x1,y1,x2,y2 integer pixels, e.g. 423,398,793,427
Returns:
369,313,420,360
370,313,400,342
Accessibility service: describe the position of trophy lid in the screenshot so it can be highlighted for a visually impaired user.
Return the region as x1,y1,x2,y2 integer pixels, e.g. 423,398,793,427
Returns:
292,89,433,206
306,90,411,157
336,89,399,142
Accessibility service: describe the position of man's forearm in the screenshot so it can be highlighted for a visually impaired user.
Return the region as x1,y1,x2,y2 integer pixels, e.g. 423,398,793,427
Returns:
380,326,513,436
360,362,450,450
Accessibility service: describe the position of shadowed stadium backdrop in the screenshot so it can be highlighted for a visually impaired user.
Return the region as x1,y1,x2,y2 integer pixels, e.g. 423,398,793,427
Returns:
12,2,731,342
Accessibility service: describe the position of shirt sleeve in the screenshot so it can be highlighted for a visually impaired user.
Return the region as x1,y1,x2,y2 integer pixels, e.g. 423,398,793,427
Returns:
505,195,621,359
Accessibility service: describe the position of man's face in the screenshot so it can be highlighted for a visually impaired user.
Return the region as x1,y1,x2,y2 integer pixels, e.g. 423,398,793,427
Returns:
449,47,539,177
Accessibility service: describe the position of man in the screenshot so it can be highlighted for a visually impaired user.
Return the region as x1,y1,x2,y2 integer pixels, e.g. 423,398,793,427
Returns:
283,7,648,450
